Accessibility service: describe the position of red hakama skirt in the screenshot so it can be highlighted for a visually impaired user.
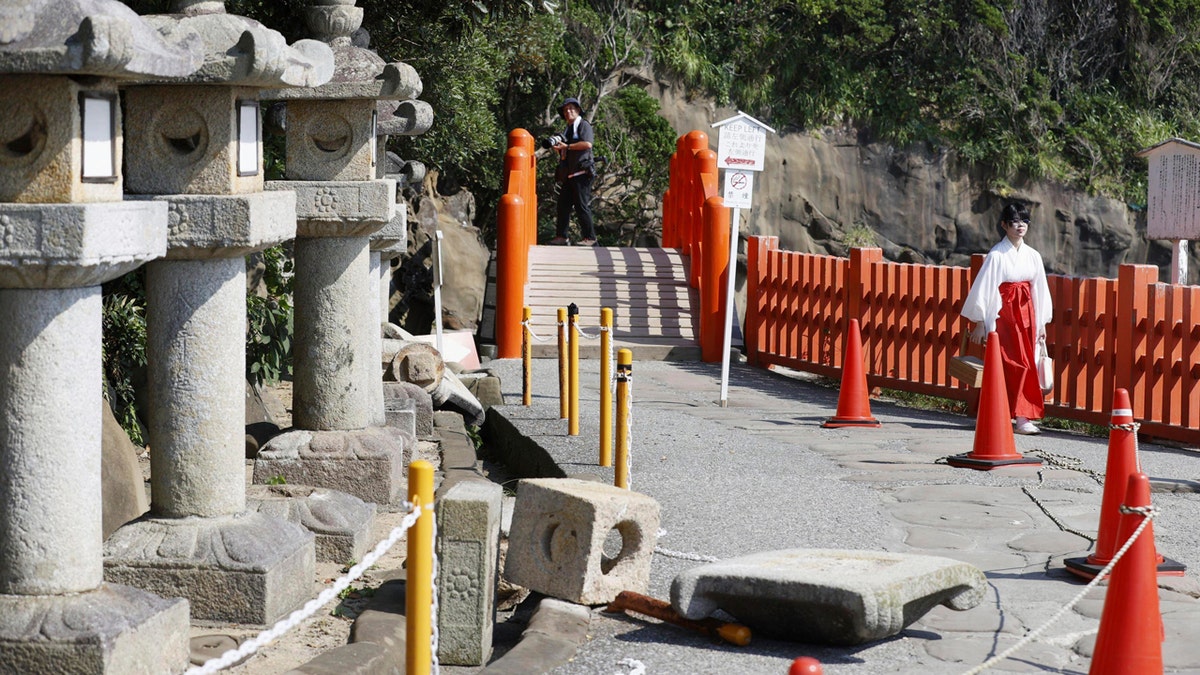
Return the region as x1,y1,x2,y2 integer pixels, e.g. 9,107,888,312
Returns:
996,281,1044,419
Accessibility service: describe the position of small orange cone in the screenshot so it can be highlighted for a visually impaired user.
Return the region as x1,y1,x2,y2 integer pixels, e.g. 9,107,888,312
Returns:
1066,389,1186,579
822,319,880,428
789,657,823,674
947,331,1040,470
1088,472,1163,675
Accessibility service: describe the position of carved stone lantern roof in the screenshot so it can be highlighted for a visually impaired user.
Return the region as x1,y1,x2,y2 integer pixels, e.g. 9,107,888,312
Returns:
0,0,202,78
262,0,421,101
141,1,333,88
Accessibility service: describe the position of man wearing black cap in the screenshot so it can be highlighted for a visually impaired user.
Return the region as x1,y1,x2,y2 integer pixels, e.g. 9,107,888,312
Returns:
551,97,596,245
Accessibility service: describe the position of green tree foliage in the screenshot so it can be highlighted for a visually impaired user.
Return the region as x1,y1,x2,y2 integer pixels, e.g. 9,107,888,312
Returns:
646,0,1200,202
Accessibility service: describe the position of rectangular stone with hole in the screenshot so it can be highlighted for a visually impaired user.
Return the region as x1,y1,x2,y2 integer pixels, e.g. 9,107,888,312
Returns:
503,478,660,605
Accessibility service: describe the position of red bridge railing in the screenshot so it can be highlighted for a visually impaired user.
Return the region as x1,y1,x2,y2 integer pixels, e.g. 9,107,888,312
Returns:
745,236,1200,446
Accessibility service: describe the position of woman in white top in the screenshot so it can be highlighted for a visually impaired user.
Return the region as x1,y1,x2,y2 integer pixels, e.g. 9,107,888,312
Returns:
960,202,1053,435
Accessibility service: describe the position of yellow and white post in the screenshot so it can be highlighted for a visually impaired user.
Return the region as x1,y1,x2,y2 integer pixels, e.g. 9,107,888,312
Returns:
405,460,434,674
614,348,632,489
599,307,613,466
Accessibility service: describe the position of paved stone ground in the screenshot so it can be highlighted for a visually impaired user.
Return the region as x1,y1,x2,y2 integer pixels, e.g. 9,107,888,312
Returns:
471,357,1200,675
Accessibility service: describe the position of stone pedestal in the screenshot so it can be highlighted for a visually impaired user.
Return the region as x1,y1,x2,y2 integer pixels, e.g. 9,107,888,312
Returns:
254,428,408,504
0,203,190,671
247,484,376,564
0,585,189,675
257,180,407,503
104,192,318,623
370,202,407,427
437,480,503,666
103,512,315,625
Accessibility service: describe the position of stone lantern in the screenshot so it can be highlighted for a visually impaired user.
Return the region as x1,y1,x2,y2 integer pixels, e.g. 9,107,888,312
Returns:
253,0,428,503
100,2,338,625
0,2,202,671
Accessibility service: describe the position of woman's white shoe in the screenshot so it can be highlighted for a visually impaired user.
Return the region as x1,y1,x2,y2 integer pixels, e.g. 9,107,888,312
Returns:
1014,417,1041,435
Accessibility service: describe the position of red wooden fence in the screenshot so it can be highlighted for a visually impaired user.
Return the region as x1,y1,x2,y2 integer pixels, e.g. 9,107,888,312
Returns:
745,235,1200,446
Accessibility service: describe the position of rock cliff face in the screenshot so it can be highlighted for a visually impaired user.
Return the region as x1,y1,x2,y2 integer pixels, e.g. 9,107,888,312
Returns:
649,79,1196,282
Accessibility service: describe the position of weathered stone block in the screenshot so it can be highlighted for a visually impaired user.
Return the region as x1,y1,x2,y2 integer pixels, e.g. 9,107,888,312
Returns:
101,401,149,540
0,584,189,675
437,480,502,665
253,428,408,505
246,484,376,564
383,382,433,436
670,548,988,645
0,202,168,289
503,478,660,605
131,191,296,260
103,512,316,625
0,76,122,204
283,99,377,182
266,179,395,237
124,86,264,196
285,642,397,675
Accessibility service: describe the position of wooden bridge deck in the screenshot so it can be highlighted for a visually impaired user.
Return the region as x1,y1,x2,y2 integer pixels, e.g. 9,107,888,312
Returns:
524,246,701,359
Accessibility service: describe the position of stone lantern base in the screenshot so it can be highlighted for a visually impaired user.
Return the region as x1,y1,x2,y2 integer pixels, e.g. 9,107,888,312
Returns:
0,584,189,674
253,427,409,505
103,511,315,625
246,483,377,564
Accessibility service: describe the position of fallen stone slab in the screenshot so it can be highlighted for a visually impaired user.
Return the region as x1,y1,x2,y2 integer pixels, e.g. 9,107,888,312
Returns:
478,597,590,675
670,548,987,645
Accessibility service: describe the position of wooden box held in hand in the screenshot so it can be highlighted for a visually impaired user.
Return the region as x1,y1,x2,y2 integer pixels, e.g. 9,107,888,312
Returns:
948,355,984,388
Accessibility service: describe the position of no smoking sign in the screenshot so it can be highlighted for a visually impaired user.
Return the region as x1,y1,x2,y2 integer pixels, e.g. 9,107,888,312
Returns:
722,170,754,209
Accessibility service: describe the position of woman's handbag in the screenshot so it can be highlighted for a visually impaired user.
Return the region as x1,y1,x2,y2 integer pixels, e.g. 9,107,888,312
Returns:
949,329,984,388
1037,336,1054,395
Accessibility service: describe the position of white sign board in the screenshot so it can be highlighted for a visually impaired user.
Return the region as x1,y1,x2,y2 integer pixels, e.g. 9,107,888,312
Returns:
722,169,753,209
81,94,115,180
237,101,260,176
1146,149,1200,240
716,119,767,171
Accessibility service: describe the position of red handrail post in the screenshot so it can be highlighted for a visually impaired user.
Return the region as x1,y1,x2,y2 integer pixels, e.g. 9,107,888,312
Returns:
848,247,883,361
496,193,526,358
1115,263,1158,420
691,147,718,290
701,195,729,362
745,236,778,365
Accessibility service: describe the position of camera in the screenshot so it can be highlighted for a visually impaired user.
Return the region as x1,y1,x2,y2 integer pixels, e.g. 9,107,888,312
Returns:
540,134,565,150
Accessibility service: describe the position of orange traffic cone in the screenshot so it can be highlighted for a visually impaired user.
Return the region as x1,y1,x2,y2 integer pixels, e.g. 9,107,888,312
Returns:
789,657,823,675
947,331,1040,469
822,319,880,428
1088,472,1163,675
1066,389,1186,579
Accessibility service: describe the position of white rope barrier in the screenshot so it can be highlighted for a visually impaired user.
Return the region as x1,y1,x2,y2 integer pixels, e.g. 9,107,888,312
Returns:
624,367,634,490
521,319,555,343
574,323,603,340
614,657,647,675
187,502,424,675
959,505,1158,675
653,529,721,563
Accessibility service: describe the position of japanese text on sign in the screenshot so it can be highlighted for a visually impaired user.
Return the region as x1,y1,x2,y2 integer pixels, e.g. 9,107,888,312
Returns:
716,120,766,171
722,170,753,209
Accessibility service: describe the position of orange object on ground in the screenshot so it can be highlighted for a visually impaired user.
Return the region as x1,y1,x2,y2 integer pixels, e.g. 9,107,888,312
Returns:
1088,472,1164,675
605,590,750,647
1066,389,1186,579
946,331,1041,469
822,319,880,428
789,657,823,675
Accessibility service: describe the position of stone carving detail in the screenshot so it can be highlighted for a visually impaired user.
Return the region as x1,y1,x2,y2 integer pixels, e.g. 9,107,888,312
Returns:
103,512,311,571
166,201,190,239
442,542,482,605
314,187,341,214
304,5,364,44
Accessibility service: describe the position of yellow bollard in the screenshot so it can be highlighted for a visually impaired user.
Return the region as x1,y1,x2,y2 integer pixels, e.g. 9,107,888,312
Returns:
614,349,632,489
522,306,532,406
557,308,568,419
599,307,613,466
405,460,434,674
568,303,580,436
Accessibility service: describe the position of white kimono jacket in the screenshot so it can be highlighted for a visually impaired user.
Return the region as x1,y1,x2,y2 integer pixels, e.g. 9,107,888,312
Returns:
960,238,1053,334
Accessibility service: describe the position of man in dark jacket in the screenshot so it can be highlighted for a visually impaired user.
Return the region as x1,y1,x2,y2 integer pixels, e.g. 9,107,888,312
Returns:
550,97,596,245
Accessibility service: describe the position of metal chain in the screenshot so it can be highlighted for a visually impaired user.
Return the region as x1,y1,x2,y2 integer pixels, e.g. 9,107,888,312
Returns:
959,505,1158,675
187,502,424,675
521,319,554,343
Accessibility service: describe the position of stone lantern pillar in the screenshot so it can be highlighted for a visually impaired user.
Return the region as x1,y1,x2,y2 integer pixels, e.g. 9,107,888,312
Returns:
0,3,201,671
253,0,429,504
100,3,337,625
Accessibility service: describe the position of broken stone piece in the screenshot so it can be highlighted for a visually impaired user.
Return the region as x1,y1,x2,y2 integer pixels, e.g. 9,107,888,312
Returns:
503,478,660,606
670,548,987,645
